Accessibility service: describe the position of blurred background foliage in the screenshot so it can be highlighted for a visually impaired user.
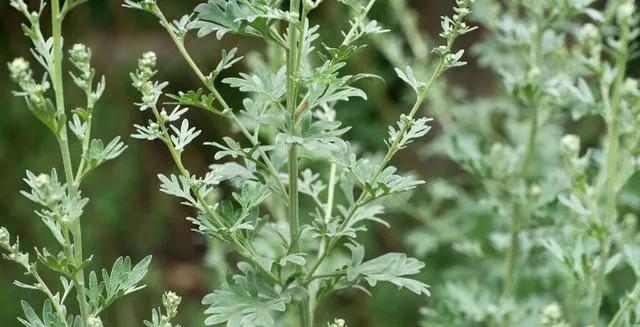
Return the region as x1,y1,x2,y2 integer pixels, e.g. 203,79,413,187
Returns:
3,0,636,326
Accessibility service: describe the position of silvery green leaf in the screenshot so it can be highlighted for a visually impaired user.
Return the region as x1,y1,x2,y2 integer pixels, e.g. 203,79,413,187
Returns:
21,169,65,208
233,183,270,211
348,204,388,228
202,263,288,326
170,119,202,152
214,47,243,77
222,67,286,102
394,66,425,94
190,0,247,40
122,0,157,12
208,137,246,160
68,114,87,140
191,0,293,41
279,253,306,267
99,256,152,309
158,174,196,204
298,169,326,199
167,89,219,114
387,115,433,150
17,301,44,327
132,122,162,141
84,137,127,172
345,243,430,296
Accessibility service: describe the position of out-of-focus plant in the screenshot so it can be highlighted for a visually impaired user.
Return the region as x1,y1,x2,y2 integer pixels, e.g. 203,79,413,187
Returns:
377,0,640,326
546,0,640,325
124,0,474,325
1,1,175,326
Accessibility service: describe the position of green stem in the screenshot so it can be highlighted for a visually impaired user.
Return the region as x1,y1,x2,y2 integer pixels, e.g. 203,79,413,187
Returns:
501,15,546,302
286,1,312,326
342,0,377,45
503,104,538,299
150,106,280,284
28,264,70,325
608,283,640,327
306,60,445,281
591,18,629,326
155,8,288,199
51,0,90,323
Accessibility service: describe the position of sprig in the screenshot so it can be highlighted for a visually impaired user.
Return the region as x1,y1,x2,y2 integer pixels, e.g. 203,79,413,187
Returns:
3,1,160,325
126,0,474,326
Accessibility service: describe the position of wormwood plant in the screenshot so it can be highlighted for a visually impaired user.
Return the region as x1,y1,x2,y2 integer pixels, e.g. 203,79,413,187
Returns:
378,0,640,326
124,0,474,325
547,1,640,325
1,1,179,326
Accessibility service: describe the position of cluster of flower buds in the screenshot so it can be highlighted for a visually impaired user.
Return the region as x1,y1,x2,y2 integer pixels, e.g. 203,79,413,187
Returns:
87,317,104,327
617,0,637,25
1,234,30,269
328,318,347,327
541,303,568,327
162,291,182,320
132,52,167,111
439,0,475,41
560,134,589,177
8,58,49,108
0,227,10,250
22,170,65,209
434,0,476,70
69,44,93,89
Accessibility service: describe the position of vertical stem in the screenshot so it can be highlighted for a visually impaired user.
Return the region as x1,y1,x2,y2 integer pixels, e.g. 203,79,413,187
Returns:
502,15,544,302
607,283,640,327
286,0,301,257
51,0,90,323
503,104,538,299
287,1,311,325
591,18,629,326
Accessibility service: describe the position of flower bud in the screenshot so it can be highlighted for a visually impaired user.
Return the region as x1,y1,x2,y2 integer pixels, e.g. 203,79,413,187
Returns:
617,1,635,23
0,227,10,248
70,44,91,65
163,291,182,318
163,291,181,308
87,317,103,327
35,173,51,189
541,303,563,325
561,134,580,158
138,51,157,79
491,142,503,154
8,57,32,84
577,23,600,52
623,78,639,97
329,319,347,327
530,184,542,198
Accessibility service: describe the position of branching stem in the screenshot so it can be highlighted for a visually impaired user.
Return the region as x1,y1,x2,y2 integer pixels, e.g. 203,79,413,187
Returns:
51,0,90,324
591,17,630,326
155,8,288,199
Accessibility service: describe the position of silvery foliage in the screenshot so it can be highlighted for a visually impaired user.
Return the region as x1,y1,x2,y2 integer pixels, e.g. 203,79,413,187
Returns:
377,0,640,325
2,1,176,326
124,0,473,325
